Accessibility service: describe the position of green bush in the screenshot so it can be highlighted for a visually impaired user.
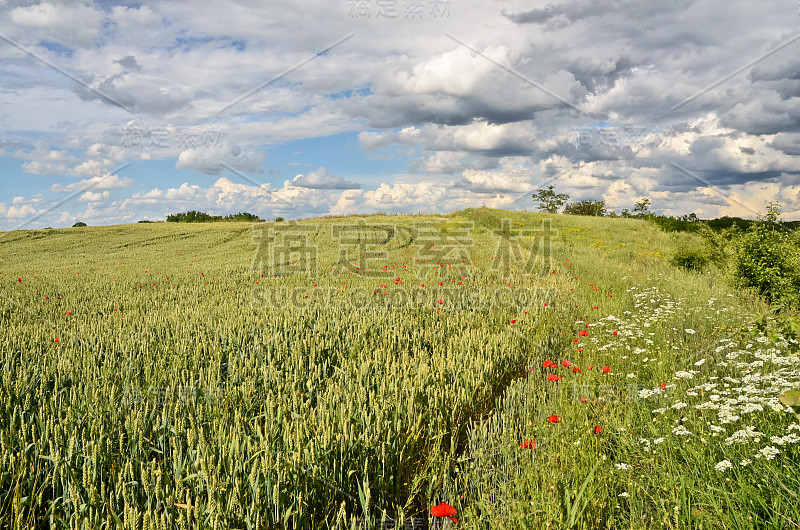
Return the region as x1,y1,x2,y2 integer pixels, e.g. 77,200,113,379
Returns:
564,200,606,216
731,204,800,309
671,245,709,271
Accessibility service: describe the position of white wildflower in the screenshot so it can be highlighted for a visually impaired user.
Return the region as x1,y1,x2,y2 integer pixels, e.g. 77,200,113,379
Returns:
714,460,733,472
724,427,765,445
757,446,779,460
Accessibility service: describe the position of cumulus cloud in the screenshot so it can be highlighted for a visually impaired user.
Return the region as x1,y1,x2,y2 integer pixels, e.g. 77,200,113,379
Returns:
290,167,361,189
10,2,103,48
176,142,264,175
50,174,134,193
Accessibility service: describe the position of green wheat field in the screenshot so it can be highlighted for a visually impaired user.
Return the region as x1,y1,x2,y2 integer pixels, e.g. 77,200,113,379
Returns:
1,208,798,529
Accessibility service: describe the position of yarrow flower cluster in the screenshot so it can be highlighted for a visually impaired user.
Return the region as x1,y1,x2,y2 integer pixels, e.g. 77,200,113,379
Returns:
714,460,733,472
672,425,692,436
724,426,765,445
756,446,780,460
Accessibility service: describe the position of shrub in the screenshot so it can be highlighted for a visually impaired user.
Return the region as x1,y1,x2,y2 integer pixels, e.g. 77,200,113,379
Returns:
671,244,710,271
731,203,800,309
72,222,87,227
564,200,606,216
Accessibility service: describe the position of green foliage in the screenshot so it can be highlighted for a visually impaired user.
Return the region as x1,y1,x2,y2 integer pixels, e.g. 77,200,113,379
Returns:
166,211,263,223
670,243,710,271
633,197,650,216
731,204,800,309
224,212,263,222
564,200,606,217
166,210,222,222
532,185,570,214
72,221,87,227
274,216,285,222
648,215,706,234
137,219,154,223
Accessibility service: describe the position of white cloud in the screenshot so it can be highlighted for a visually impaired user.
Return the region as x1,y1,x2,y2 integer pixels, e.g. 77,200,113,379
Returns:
50,175,134,193
291,167,360,189
10,2,103,48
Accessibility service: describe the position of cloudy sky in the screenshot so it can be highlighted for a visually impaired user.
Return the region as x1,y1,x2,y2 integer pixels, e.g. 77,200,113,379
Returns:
1,0,799,229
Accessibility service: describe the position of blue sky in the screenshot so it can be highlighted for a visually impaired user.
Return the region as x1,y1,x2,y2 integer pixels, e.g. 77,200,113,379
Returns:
1,0,799,229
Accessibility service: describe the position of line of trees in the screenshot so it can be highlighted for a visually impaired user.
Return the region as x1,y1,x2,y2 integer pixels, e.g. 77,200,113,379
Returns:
166,211,264,223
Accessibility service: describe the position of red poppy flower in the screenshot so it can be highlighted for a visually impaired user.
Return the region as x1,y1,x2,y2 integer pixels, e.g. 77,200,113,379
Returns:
547,374,561,381
612,330,618,336
561,360,571,367
578,329,588,337
586,365,594,370
577,348,583,352
548,415,560,423
520,440,537,450
592,305,598,309
543,360,554,368
430,502,458,524
580,396,588,403
54,338,59,342
17,278,21,283
594,425,602,434
602,366,610,373
510,320,517,324
659,382,666,390
573,367,582,373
